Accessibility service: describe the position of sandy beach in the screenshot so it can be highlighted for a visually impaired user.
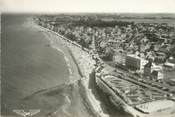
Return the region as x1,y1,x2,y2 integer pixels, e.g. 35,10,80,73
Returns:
35,24,104,117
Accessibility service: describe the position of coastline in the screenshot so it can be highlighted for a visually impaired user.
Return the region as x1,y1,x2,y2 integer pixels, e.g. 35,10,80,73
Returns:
33,24,82,84
34,24,109,117
34,23,175,117
1,15,72,116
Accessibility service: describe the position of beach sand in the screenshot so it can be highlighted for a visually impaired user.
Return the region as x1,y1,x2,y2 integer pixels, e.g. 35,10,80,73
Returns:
20,21,96,117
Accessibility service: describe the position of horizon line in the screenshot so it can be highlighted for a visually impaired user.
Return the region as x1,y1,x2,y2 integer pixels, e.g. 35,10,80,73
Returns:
2,11,175,15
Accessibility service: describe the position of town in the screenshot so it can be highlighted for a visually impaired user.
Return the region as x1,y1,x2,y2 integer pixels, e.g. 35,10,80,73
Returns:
35,14,175,83
34,14,175,117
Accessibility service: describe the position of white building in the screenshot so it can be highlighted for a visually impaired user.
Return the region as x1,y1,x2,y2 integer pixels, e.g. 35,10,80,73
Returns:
164,62,175,69
164,57,175,69
152,63,163,71
125,54,148,72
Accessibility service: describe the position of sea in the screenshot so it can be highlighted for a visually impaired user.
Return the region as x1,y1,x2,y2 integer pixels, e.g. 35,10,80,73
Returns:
1,14,70,116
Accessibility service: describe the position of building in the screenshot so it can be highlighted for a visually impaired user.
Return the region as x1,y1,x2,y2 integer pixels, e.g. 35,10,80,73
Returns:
125,54,148,72
154,51,167,64
151,70,164,80
113,51,125,65
164,62,175,69
144,62,164,80
144,62,152,77
164,57,175,69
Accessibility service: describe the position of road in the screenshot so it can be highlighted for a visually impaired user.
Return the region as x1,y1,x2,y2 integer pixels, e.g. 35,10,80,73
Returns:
111,68,175,96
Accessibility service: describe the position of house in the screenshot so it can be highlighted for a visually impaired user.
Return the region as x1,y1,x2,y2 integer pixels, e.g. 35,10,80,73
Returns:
151,70,164,80
164,57,175,69
144,61,163,80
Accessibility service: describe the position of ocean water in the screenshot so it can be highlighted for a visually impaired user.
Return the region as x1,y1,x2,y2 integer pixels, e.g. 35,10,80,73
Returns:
1,14,70,115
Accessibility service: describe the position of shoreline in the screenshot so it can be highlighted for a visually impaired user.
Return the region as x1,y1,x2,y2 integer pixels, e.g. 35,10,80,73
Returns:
35,24,109,117
2,16,74,116
34,24,81,84
46,36,74,83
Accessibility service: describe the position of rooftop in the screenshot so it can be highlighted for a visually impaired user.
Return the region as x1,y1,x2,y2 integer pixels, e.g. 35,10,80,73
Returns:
136,99,175,113
127,54,146,61
168,58,175,64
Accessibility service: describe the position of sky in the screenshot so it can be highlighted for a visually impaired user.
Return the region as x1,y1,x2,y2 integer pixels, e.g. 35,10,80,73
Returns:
1,0,175,13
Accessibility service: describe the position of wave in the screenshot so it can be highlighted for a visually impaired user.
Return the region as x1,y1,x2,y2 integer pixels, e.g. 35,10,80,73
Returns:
42,31,73,84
